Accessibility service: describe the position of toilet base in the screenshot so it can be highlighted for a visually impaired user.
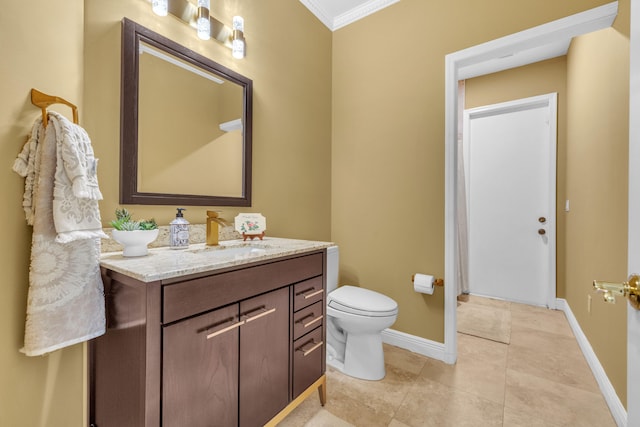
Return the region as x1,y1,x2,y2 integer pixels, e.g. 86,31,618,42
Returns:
330,332,386,381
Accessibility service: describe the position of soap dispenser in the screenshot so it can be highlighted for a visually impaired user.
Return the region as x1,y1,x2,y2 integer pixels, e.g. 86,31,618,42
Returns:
170,208,189,249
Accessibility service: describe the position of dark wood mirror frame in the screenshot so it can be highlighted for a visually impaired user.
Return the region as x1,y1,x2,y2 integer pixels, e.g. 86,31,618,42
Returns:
120,18,253,206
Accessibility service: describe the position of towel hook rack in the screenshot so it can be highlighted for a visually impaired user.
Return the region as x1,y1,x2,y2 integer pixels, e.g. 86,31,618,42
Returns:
30,88,79,127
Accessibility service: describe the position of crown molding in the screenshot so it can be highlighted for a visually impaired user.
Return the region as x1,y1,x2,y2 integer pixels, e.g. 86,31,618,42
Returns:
333,0,400,31
300,0,400,31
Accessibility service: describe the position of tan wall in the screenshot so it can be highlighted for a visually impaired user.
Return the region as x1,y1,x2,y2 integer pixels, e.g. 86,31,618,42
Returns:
0,1,85,426
332,0,612,341
84,0,332,239
565,17,630,405
464,57,568,299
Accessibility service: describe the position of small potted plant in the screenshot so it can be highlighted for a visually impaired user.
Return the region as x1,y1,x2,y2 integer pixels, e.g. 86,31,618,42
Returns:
110,208,159,257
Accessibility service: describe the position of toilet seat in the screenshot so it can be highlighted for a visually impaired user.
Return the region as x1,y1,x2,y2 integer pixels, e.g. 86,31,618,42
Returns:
328,285,398,317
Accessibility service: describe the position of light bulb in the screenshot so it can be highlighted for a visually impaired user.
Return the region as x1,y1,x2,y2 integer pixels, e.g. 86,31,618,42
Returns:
232,16,245,58
232,16,244,32
152,0,168,16
232,38,245,59
197,0,211,40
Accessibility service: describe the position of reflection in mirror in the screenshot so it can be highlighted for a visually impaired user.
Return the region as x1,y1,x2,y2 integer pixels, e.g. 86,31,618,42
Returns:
120,18,252,206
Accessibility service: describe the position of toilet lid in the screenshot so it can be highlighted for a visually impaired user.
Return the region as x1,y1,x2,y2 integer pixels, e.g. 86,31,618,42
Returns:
328,285,398,317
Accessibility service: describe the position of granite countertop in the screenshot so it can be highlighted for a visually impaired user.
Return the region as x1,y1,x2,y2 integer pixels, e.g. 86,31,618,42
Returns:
99,237,334,283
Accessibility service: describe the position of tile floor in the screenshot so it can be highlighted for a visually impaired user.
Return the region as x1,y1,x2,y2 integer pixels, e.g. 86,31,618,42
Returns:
278,296,616,427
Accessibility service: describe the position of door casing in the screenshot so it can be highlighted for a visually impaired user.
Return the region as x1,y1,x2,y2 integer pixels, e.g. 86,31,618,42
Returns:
443,2,618,365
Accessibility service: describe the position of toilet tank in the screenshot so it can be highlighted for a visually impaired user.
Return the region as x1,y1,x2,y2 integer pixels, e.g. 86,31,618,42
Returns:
326,246,339,293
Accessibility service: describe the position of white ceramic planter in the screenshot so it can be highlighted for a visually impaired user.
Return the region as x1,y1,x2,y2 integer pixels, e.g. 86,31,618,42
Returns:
111,229,159,257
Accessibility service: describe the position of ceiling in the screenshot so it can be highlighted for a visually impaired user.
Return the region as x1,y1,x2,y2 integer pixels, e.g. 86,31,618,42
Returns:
299,0,398,31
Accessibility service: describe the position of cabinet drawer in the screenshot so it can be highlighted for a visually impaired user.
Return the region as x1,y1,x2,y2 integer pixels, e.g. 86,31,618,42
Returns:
293,276,324,311
292,327,324,398
293,301,323,341
164,252,323,323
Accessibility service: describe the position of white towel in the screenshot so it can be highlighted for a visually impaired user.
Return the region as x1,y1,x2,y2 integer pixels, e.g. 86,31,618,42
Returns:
13,114,106,356
49,111,108,243
13,120,42,226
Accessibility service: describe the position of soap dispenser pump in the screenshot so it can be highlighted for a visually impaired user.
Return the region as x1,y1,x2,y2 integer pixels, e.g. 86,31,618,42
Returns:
170,208,189,249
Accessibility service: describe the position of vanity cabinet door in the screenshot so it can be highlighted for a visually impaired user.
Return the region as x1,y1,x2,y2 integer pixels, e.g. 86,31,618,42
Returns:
163,303,240,427
239,287,290,427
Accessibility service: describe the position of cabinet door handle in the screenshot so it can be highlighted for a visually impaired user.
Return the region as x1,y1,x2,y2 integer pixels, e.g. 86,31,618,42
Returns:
206,320,245,339
243,307,276,323
300,289,323,299
296,314,323,328
296,340,323,357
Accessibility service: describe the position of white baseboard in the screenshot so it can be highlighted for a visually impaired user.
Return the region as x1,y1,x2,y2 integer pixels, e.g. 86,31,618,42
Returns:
381,328,447,362
556,298,627,427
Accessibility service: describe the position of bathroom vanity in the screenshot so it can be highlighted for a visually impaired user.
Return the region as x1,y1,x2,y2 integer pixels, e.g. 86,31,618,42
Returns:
90,238,332,427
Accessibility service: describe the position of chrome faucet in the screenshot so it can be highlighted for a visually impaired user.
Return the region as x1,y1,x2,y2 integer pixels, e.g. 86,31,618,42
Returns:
206,211,230,246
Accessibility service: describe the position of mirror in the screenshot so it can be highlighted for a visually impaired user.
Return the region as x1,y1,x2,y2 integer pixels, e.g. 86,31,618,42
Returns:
120,18,252,206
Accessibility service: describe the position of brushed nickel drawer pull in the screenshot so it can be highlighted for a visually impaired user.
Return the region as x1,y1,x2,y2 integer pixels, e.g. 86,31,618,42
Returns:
297,314,322,328
302,289,323,299
297,340,323,357
244,307,276,323
206,320,245,339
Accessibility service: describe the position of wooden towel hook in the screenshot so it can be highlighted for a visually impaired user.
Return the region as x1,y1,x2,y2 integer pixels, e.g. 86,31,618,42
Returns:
30,88,79,126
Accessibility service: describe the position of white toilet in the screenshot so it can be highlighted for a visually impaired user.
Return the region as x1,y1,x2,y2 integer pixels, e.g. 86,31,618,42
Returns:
325,246,398,381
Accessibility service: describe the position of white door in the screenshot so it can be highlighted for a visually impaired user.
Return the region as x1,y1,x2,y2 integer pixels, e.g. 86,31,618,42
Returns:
465,94,557,307
627,0,640,423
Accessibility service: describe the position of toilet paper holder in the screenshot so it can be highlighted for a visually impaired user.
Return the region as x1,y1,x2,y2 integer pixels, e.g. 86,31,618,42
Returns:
411,275,444,287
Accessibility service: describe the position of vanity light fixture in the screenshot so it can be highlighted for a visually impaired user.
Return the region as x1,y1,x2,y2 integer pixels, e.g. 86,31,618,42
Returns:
151,0,168,16
147,0,246,58
231,16,245,59
196,0,211,40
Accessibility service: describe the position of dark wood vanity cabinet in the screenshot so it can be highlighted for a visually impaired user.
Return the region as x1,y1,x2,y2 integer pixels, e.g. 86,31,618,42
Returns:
90,250,326,427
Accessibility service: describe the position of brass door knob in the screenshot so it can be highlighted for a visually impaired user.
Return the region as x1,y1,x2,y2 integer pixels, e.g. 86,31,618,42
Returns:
593,274,640,309
539,217,547,223
538,229,546,235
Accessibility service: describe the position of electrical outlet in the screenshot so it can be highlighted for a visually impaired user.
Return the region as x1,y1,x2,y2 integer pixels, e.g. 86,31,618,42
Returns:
588,294,592,314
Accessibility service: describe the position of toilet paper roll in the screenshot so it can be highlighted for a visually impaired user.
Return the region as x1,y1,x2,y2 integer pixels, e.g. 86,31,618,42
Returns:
413,273,435,295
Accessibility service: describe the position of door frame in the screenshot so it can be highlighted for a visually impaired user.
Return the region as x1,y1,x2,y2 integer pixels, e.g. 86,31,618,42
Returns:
463,93,557,308
627,0,639,425
443,2,618,365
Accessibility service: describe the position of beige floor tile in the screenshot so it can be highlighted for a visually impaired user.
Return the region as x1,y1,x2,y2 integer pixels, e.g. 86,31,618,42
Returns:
276,387,326,427
420,334,508,404
304,408,355,427
509,322,578,352
462,294,512,310
395,376,504,427
388,419,412,427
277,297,615,427
503,406,562,427
457,333,509,365
384,343,428,376
509,306,574,337
504,369,616,427
321,384,393,427
458,302,511,344
322,363,414,426
507,340,600,393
